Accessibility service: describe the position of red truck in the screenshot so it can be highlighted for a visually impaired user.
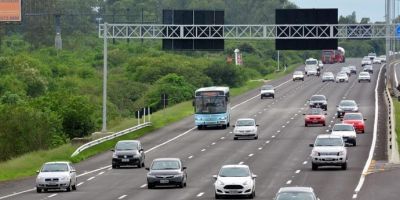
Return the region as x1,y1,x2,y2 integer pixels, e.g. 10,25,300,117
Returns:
321,47,345,64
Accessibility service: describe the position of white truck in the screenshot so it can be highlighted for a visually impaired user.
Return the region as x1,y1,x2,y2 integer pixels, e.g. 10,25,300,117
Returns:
304,58,319,76
309,135,348,170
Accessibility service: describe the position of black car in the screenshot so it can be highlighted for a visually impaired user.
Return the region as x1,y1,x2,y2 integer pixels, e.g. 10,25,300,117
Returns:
112,140,145,168
146,158,187,189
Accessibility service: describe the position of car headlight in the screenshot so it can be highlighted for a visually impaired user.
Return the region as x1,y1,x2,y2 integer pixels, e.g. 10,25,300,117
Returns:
147,174,156,178
174,173,184,178
216,180,225,186
112,153,118,158
133,154,141,158
218,116,227,120
60,176,70,181
242,180,250,186
337,107,343,111
311,150,319,156
338,151,345,156
353,107,358,111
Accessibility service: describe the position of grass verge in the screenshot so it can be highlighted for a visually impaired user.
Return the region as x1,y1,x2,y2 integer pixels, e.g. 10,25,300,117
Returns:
0,79,266,182
393,98,400,155
264,63,299,80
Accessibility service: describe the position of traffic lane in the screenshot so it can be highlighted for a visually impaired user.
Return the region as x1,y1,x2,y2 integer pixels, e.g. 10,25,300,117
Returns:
289,65,381,200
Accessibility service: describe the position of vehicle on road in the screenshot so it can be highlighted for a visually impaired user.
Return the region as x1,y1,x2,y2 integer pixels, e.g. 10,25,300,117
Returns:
233,118,259,140
378,55,386,63
336,100,359,118
214,165,257,199
322,72,335,82
146,158,187,189
293,71,305,81
372,57,382,64
274,187,319,200
309,135,348,170
194,87,230,129
368,52,377,60
361,56,372,66
342,113,366,133
36,162,77,193
306,66,319,76
340,66,351,76
358,72,371,83
308,95,328,111
363,65,373,74
331,124,357,146
260,84,275,99
318,60,324,69
304,108,327,127
305,58,318,75
348,65,357,74
112,140,145,169
336,72,349,83
321,47,345,64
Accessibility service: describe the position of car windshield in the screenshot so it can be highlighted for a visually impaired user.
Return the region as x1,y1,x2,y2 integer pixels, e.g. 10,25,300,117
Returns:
236,120,255,126
340,101,356,107
333,124,354,131
219,167,250,177
343,114,363,120
115,141,138,151
151,160,180,170
276,192,316,200
368,53,376,57
262,85,274,90
294,71,302,75
41,163,69,172
360,72,369,76
337,72,346,76
341,67,349,71
315,138,343,146
322,72,332,76
306,60,317,65
307,108,323,115
310,96,325,101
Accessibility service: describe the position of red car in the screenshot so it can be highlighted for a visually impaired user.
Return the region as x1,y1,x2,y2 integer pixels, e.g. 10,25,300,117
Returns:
304,108,327,127
342,113,366,133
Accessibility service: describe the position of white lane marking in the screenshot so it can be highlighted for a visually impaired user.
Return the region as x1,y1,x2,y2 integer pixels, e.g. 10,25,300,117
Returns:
295,170,301,174
238,161,244,165
291,117,294,120
331,120,334,123
0,188,36,200
87,176,95,181
286,121,290,124
108,167,112,170
286,180,292,185
277,130,281,133
326,130,330,132
98,171,104,175
354,63,383,195
79,165,111,177
140,184,147,188
211,142,216,145
328,125,332,128
258,112,262,114
264,108,267,111
248,154,254,157
201,149,206,152
118,195,127,199
229,131,232,134
294,113,298,116
145,126,197,153
303,161,308,165
266,140,270,144
221,137,225,140
77,182,84,186
197,192,205,197
272,135,276,138
282,125,285,128
48,194,57,198
254,114,257,117
352,194,358,199
188,155,193,159
258,147,263,150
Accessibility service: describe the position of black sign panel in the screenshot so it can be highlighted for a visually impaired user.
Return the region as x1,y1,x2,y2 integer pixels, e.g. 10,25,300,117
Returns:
162,10,224,51
275,9,338,50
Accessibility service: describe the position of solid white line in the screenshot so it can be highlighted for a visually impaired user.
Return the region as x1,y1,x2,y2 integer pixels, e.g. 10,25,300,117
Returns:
197,192,204,197
248,154,254,157
48,194,57,198
77,182,84,186
395,63,399,88
0,188,36,200
140,184,147,188
78,165,112,177
352,194,358,199
354,64,383,194
98,171,104,175
118,195,127,199
295,170,301,174
286,180,292,185
87,176,95,181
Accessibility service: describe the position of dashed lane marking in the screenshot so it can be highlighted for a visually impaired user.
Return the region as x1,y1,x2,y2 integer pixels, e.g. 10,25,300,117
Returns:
118,195,127,199
295,170,301,174
248,154,254,157
77,182,84,186
98,171,104,175
188,155,193,159
197,192,204,197
87,177,95,181
140,184,147,188
48,194,57,198
303,161,308,165
286,180,292,185
238,161,244,165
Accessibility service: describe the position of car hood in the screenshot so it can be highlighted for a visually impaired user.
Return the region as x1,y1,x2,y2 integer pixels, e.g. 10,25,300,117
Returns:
234,126,256,131
313,146,345,152
149,169,182,176
217,176,252,185
38,172,70,178
331,131,356,137
114,150,140,156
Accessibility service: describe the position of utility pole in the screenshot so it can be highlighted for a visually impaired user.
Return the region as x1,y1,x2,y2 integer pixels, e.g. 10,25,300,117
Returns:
277,50,280,71
387,0,391,64
102,23,108,133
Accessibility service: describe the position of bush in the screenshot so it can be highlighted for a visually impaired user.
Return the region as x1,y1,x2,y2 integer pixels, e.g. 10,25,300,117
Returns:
204,61,249,87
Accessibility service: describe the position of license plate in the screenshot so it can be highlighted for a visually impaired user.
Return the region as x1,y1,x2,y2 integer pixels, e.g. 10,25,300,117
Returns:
160,179,169,184
230,189,239,194
121,159,129,162
312,120,318,123
325,158,333,161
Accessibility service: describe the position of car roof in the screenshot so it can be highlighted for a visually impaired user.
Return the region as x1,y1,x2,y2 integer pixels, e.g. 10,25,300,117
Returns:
316,134,342,139
44,161,70,165
344,112,362,116
237,118,255,121
340,99,356,103
278,187,314,193
360,71,370,74
221,164,249,169
311,94,325,97
153,158,181,162
333,123,353,127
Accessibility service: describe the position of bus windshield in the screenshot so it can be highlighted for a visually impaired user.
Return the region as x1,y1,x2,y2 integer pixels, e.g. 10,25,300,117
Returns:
195,96,227,114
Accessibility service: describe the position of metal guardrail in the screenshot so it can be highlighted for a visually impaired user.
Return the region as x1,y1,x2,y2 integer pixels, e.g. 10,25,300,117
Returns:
387,59,400,163
71,122,152,157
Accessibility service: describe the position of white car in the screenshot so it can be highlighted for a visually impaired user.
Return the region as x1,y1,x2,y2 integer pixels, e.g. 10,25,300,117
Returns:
306,66,319,76
379,55,386,63
340,66,351,76
274,187,320,200
260,85,275,99
214,165,257,199
361,56,372,66
336,72,349,83
318,60,324,69
309,135,348,170
233,118,258,140
322,72,335,82
368,52,377,60
36,162,77,193
372,57,382,64
331,124,357,146
293,71,305,81
358,72,371,82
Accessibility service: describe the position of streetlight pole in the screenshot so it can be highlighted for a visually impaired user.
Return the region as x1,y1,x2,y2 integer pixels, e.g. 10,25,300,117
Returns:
102,23,108,133
387,0,391,64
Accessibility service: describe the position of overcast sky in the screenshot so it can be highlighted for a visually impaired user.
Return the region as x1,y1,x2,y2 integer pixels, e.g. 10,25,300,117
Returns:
291,0,386,22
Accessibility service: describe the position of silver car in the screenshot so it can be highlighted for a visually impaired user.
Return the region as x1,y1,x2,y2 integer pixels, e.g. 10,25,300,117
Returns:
233,118,259,140
309,135,348,170
146,158,187,189
358,72,371,82
274,187,319,200
36,162,77,193
336,72,349,83
336,100,359,118
321,72,334,82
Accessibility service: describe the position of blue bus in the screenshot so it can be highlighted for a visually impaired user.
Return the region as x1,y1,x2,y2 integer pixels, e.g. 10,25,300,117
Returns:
193,86,230,130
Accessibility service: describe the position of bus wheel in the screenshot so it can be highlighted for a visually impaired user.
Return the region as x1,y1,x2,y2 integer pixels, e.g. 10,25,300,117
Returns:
222,125,227,129
197,125,203,130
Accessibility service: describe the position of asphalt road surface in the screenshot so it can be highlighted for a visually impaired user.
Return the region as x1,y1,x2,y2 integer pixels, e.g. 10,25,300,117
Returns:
0,58,385,200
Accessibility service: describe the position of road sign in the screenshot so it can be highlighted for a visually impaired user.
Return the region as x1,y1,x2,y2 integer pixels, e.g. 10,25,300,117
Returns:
396,25,400,39
0,0,22,22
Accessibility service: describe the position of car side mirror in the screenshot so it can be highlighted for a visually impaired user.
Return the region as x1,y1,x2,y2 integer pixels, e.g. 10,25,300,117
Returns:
364,118,367,121
183,167,187,170
71,170,76,173
325,113,328,115
139,148,144,152
256,124,259,126
111,149,114,152
252,174,257,179
213,175,218,180
145,167,150,171
309,144,314,147
36,170,40,174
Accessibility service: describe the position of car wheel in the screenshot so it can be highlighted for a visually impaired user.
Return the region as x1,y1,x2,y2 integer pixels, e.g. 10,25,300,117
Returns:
222,125,227,129
302,78,304,81
323,123,326,126
254,135,258,140
362,130,365,133
72,183,77,191
36,188,42,193
234,137,238,140
112,164,116,169
272,95,275,99
305,123,308,127
142,162,145,167
137,161,142,168
312,163,318,170
353,141,357,146
66,182,72,192
249,191,255,199
342,162,348,170
197,125,203,130
261,96,263,99
147,183,154,189
358,80,360,83
178,181,184,188
215,193,221,199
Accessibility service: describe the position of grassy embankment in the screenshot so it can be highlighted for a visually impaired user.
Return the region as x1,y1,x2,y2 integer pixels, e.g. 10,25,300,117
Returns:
393,99,400,155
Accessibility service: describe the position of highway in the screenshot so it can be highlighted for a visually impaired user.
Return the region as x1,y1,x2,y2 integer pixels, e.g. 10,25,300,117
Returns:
0,58,385,200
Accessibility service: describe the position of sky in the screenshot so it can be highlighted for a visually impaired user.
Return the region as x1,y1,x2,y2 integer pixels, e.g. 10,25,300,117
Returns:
291,0,386,23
